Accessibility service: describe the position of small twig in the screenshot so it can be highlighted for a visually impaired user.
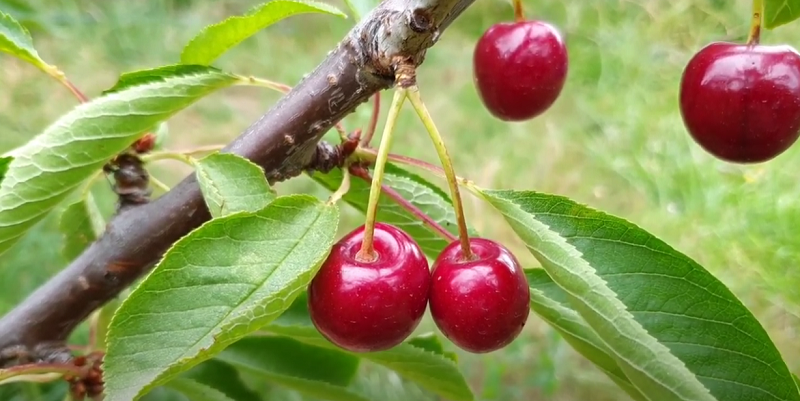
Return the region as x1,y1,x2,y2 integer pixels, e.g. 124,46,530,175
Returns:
360,93,382,147
149,176,171,193
349,166,457,243
326,167,352,205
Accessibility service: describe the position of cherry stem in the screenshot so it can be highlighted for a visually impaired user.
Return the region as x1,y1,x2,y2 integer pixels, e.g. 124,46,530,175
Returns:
149,176,171,193
355,148,476,189
512,0,525,22
141,151,197,167
747,0,763,45
350,166,458,243
405,87,474,261
60,77,89,103
242,75,349,139
0,363,84,384
326,166,352,205
360,93,382,147
356,89,407,262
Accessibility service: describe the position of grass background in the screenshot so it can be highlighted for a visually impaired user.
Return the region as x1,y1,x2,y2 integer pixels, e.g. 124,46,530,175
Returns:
1,0,800,400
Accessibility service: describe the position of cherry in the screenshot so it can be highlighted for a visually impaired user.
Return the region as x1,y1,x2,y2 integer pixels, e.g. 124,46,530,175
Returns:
679,42,800,163
473,20,568,121
429,238,530,353
307,222,431,352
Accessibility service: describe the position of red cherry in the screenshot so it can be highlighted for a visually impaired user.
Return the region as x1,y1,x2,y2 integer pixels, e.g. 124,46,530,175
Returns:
679,42,800,163
133,133,157,154
308,222,431,352
473,20,569,121
429,238,530,353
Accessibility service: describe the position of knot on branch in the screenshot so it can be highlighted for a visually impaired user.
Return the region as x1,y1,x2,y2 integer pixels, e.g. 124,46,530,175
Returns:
103,153,151,210
353,2,441,81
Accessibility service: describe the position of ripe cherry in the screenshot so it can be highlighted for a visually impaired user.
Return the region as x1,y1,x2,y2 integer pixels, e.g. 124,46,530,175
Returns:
679,42,800,163
429,238,530,353
308,222,431,353
473,20,568,121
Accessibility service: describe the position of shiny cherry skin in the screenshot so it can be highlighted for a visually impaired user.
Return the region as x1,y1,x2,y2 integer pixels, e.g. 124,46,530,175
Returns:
473,20,569,121
429,238,530,353
679,42,800,163
308,222,431,353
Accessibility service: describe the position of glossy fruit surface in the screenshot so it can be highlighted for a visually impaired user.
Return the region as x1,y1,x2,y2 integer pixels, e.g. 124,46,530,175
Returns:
679,42,800,163
308,223,431,352
429,238,530,353
473,20,568,121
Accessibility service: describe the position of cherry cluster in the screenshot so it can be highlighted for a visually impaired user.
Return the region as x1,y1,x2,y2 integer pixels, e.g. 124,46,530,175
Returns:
308,223,530,354
306,2,567,355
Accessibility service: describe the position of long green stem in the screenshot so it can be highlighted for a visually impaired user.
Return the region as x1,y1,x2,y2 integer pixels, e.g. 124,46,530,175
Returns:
747,0,763,45
406,87,474,260
356,89,407,262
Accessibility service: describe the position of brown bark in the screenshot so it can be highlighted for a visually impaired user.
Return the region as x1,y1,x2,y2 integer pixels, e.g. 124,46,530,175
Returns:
0,0,476,366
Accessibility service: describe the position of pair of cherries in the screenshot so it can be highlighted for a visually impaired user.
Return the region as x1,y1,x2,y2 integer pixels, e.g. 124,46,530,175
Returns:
307,223,530,354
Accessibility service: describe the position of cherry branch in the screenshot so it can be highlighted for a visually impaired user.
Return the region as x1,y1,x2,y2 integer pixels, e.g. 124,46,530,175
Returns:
0,0,478,367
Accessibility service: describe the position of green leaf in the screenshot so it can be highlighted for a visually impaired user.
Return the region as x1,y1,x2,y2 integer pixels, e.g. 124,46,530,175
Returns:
0,67,239,257
195,153,275,218
313,164,467,259
180,0,347,65
407,332,457,363
103,195,339,401
481,189,800,401
59,193,105,261
525,269,647,401
265,294,474,401
103,65,227,95
0,157,11,185
216,336,367,401
764,0,800,29
165,378,236,401
181,359,261,401
0,10,51,73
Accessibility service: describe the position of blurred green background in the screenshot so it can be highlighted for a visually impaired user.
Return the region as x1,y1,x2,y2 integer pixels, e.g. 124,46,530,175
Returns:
2,0,800,400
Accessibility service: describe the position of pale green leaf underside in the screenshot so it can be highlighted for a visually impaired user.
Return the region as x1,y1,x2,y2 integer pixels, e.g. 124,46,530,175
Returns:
313,164,467,259
59,193,105,261
217,336,367,401
195,153,275,218
0,69,239,258
0,10,50,72
103,195,339,401
526,269,647,401
764,0,800,29
165,378,236,401
482,189,799,401
180,0,346,65
264,295,475,401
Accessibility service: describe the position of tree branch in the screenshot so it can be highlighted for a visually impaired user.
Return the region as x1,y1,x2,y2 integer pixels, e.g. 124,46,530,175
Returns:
0,0,476,366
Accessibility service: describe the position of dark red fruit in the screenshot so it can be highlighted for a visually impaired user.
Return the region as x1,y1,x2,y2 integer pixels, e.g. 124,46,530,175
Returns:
133,133,156,154
679,42,800,163
308,223,431,352
429,238,530,353
473,20,569,121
